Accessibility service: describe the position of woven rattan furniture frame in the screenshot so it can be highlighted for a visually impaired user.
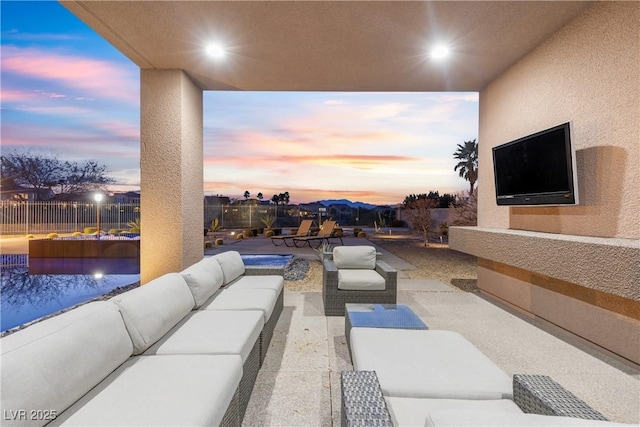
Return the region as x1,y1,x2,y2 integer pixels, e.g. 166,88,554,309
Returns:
323,258,397,316
243,265,286,277
238,337,261,422
260,288,284,364
219,386,241,426
340,371,608,426
513,374,607,420
341,371,393,427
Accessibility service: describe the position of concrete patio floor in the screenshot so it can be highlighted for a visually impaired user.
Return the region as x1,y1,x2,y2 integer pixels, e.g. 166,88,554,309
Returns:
206,235,640,426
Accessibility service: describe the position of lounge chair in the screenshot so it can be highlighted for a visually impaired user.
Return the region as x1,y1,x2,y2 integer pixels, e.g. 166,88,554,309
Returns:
293,220,343,248
270,219,313,246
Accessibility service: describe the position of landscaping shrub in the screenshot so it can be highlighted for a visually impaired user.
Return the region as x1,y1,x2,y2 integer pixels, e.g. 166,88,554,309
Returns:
72,231,83,236
265,230,274,237
84,227,98,234
215,238,224,245
47,233,59,238
357,231,367,238
236,233,244,240
390,219,405,227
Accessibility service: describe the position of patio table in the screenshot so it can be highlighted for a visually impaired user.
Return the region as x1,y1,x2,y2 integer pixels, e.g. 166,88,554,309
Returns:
345,303,428,356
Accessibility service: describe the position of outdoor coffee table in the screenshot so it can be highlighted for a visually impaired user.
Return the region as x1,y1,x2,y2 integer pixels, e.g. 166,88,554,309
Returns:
344,303,428,354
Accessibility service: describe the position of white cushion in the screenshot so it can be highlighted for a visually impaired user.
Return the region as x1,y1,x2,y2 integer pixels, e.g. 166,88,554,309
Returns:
181,257,224,308
0,302,133,427
385,397,524,427
333,245,377,269
48,355,242,426
214,251,246,284
425,410,628,426
338,269,386,290
144,310,263,362
226,275,284,294
111,273,195,354
350,329,513,400
200,288,277,323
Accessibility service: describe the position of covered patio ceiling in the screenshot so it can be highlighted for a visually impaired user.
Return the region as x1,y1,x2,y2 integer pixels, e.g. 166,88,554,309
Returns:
61,1,594,92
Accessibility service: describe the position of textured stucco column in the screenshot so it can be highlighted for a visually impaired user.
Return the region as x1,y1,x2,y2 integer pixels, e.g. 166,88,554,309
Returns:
140,70,203,284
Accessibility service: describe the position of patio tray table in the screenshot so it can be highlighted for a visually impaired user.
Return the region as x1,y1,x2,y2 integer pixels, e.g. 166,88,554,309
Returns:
345,303,428,355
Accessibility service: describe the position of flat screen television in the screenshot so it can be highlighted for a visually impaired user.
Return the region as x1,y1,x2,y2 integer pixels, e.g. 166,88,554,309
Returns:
492,122,579,206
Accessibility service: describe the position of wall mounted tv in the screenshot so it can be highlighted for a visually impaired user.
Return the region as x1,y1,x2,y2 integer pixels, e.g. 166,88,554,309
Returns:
492,122,579,206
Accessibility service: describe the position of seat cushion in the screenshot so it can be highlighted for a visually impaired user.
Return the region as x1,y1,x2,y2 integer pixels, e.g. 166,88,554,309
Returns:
181,257,225,308
425,410,627,426
49,355,242,426
350,329,513,400
110,273,195,354
1,302,133,427
214,251,246,284
199,288,277,323
144,310,263,362
333,245,377,269
338,269,386,290
385,397,523,427
226,275,284,294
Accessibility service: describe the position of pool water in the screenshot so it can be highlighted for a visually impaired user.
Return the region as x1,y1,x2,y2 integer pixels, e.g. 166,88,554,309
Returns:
240,254,293,267
0,255,140,333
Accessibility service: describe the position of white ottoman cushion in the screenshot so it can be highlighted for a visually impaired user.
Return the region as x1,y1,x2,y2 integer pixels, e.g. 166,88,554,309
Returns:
338,269,386,290
144,310,263,362
200,288,277,323
111,273,195,354
226,275,284,294
385,397,523,427
333,245,377,269
48,355,242,426
181,257,224,307
0,302,132,427
350,329,513,400
214,251,246,284
425,410,628,426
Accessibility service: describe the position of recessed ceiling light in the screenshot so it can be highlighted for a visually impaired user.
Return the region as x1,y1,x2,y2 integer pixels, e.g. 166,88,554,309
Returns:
430,44,450,60
206,44,226,59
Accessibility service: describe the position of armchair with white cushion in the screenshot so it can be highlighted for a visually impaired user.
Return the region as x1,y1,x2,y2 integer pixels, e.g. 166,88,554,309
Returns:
322,245,397,316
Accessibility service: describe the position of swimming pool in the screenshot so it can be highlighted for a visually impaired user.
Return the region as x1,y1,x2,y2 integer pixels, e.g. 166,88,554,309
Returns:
240,254,293,267
0,255,140,333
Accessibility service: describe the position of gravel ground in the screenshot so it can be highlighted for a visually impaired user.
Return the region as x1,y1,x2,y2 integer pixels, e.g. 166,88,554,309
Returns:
284,239,479,292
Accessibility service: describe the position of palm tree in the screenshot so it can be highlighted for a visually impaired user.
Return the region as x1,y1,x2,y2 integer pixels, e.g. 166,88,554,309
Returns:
257,192,263,201
243,190,250,200
453,139,478,195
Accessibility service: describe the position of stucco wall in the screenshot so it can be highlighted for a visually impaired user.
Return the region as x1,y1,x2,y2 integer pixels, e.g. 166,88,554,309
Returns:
478,2,639,239
140,70,204,284
459,2,640,364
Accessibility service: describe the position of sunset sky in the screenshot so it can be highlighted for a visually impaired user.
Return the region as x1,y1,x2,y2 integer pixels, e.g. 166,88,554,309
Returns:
1,1,479,205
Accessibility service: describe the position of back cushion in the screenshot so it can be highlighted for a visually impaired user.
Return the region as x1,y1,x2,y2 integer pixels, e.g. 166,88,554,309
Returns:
214,251,246,284
111,273,195,354
0,302,133,427
181,257,225,308
333,246,377,269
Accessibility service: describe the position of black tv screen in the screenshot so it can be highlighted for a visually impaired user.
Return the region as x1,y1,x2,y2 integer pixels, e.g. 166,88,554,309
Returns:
492,122,578,206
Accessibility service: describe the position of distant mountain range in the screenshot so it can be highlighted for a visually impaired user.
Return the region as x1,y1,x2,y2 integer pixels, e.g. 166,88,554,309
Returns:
316,199,381,209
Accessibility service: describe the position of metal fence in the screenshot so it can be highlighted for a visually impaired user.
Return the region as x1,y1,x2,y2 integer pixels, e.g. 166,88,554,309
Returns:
0,201,141,235
0,201,311,235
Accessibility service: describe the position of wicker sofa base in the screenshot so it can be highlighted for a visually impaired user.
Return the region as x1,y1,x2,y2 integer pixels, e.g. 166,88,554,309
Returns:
239,338,261,422
219,387,241,427
260,289,284,364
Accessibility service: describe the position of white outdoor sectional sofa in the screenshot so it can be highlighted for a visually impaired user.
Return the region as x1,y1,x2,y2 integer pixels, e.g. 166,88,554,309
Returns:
0,251,283,427
343,328,630,427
